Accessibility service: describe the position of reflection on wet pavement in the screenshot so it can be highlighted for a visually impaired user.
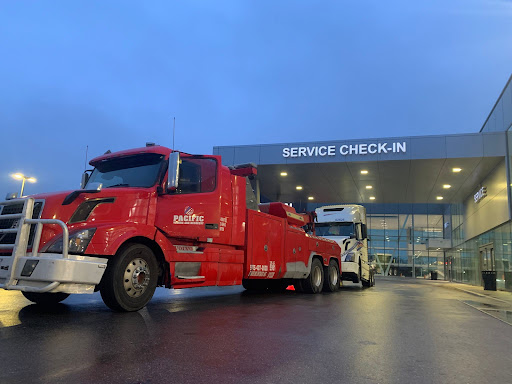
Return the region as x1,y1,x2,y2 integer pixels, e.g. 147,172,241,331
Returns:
462,300,512,325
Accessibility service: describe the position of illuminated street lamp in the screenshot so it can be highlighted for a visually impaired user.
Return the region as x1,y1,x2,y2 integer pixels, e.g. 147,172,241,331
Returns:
11,173,37,197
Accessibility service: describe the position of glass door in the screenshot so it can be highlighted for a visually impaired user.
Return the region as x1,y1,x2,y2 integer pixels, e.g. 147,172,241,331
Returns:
480,244,495,272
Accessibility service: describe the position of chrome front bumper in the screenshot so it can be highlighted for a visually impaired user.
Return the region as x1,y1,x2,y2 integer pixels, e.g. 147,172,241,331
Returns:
0,198,107,294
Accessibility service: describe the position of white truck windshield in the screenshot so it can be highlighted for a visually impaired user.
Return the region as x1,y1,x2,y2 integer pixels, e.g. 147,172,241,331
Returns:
315,222,355,237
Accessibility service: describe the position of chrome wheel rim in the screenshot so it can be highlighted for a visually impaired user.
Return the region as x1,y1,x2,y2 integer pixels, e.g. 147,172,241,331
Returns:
123,258,150,298
312,265,322,287
329,266,338,286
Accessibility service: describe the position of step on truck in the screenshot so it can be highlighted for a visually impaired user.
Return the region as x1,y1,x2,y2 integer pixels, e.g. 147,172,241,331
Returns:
0,145,341,311
315,205,375,288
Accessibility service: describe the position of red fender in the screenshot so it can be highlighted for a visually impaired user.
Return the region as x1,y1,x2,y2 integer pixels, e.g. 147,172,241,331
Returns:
86,223,157,256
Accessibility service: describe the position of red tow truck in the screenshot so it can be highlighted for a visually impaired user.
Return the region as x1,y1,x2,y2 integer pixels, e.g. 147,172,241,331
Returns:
0,145,341,311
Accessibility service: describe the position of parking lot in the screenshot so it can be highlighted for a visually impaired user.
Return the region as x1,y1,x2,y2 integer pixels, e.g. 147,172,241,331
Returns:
1,278,512,384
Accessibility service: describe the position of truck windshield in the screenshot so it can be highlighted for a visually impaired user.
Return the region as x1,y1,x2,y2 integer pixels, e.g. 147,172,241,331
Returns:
87,153,165,188
315,222,355,237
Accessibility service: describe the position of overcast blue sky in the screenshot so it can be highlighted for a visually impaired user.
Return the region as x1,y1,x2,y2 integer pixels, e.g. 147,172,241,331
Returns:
1,0,512,197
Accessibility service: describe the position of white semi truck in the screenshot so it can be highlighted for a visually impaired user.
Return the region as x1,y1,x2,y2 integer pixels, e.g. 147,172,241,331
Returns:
315,205,375,288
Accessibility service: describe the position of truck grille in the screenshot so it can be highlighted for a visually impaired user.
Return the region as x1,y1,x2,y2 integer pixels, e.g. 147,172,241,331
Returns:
0,200,44,249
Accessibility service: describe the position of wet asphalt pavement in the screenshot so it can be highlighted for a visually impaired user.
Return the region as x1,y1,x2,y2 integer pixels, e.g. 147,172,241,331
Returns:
1,278,512,384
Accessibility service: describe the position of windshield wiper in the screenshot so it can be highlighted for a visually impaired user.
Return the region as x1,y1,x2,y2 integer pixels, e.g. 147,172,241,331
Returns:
105,183,130,188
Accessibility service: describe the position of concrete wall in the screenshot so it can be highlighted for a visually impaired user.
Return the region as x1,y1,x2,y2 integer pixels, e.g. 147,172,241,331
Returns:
463,159,510,240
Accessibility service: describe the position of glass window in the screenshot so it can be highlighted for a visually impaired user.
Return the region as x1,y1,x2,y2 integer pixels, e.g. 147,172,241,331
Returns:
176,158,217,194
315,222,355,237
427,214,443,238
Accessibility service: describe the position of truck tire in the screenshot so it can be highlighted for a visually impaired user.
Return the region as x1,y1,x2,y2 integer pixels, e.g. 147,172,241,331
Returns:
22,292,70,305
293,279,304,292
361,264,371,288
323,259,340,292
100,243,158,312
302,258,324,294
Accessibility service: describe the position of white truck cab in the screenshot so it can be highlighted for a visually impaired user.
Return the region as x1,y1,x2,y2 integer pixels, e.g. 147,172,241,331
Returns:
315,205,375,288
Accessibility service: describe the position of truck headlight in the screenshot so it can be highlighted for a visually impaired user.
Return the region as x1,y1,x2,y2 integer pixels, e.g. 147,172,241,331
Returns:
344,252,355,262
46,228,96,255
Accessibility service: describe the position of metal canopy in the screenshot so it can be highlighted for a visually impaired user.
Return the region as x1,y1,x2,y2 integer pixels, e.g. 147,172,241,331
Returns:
257,157,504,204
215,132,508,205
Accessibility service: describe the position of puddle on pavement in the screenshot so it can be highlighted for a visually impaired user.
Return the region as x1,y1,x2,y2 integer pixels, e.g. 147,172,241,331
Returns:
481,309,512,325
462,300,512,326
463,300,500,309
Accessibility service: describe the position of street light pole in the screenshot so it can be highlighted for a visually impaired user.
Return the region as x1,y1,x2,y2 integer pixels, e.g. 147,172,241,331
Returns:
20,177,26,197
11,173,37,197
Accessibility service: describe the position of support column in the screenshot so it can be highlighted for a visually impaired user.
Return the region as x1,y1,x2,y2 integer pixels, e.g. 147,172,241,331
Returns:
412,214,416,278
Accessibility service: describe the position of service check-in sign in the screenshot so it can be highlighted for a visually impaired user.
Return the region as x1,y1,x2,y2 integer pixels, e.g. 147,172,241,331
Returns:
474,187,487,203
282,141,407,158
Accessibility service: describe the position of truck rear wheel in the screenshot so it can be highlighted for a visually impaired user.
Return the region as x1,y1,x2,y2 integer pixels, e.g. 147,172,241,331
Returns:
293,279,304,292
100,243,158,312
21,292,70,305
323,259,340,292
302,258,324,294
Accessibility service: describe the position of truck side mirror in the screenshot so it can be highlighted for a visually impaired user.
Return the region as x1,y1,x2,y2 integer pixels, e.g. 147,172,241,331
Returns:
81,172,90,189
362,223,368,239
167,152,180,192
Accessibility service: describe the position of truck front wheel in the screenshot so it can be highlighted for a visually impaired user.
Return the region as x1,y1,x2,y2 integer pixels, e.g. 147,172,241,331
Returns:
302,258,324,294
22,292,70,305
100,243,158,312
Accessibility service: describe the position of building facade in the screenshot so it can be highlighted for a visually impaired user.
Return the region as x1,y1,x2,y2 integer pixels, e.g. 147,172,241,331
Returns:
214,75,512,290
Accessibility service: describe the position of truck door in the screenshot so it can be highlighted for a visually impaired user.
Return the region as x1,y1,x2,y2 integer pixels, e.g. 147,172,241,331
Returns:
156,156,221,240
